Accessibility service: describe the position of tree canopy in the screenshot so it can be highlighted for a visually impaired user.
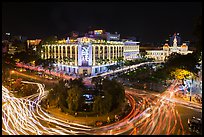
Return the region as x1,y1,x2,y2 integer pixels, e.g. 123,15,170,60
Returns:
66,85,83,111
170,68,194,80
164,52,199,75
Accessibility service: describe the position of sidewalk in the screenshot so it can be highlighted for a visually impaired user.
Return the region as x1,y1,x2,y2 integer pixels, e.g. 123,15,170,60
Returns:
11,70,59,87
174,96,202,108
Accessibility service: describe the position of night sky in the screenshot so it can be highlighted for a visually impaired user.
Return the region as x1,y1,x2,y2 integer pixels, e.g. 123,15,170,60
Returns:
2,2,202,44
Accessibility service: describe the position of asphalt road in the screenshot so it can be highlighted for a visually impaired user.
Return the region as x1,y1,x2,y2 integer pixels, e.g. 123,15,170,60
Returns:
124,80,202,135
175,103,202,135
3,62,202,135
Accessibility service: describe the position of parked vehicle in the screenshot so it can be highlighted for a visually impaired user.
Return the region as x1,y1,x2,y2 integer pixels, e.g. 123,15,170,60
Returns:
188,117,202,134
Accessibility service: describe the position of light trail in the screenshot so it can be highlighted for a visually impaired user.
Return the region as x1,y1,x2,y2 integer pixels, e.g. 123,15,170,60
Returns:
128,80,202,135
2,80,139,135
2,81,94,135
3,72,201,135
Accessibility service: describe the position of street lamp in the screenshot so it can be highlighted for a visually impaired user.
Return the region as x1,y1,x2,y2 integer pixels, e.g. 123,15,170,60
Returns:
9,70,15,87
10,70,15,79
189,75,193,102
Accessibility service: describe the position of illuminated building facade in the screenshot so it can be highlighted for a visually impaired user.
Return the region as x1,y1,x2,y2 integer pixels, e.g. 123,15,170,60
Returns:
145,33,193,61
27,39,42,51
41,31,140,76
123,41,140,60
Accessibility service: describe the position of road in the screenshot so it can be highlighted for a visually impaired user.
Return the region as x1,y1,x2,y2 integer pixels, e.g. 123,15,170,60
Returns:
2,80,157,135
88,61,163,78
10,70,59,84
2,81,93,135
3,61,202,135
2,79,202,135
2,80,140,135
125,80,202,135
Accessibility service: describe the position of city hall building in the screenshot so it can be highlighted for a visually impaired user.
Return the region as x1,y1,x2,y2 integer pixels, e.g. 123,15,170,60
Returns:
41,30,140,76
145,33,193,61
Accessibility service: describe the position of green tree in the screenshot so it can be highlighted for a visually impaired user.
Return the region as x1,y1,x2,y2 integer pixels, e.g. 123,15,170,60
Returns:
2,53,15,80
66,85,83,111
91,76,103,92
103,90,112,113
63,57,74,65
164,52,199,76
69,78,85,89
92,95,103,115
124,60,134,71
107,64,118,75
46,79,67,108
117,56,124,68
170,68,194,80
96,58,103,65
102,78,125,111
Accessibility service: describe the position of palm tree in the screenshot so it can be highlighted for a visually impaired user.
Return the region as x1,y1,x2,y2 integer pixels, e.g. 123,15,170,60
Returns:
117,56,124,68
69,58,74,65
96,58,103,65
108,64,118,76
124,60,134,72
63,57,69,65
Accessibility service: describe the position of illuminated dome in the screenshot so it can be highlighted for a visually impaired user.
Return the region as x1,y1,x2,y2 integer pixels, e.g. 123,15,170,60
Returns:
163,43,169,51
163,44,169,48
181,43,188,48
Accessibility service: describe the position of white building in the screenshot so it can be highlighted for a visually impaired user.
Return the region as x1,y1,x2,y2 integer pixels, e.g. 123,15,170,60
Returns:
41,36,140,76
123,41,140,60
146,34,193,61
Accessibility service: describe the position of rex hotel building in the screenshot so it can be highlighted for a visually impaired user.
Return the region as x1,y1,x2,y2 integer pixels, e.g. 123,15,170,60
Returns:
41,30,140,76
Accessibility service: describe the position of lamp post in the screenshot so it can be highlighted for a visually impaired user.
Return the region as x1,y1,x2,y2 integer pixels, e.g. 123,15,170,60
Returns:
189,76,193,102
189,82,192,102
10,70,15,79
10,70,15,87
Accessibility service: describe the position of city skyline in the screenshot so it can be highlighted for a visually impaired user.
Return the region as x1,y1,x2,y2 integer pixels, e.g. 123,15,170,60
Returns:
2,2,202,43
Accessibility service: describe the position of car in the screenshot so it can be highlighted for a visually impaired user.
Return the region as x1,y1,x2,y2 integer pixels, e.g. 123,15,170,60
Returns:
188,117,202,134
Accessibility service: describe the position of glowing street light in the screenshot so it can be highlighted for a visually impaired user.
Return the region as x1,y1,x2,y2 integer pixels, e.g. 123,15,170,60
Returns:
11,70,15,74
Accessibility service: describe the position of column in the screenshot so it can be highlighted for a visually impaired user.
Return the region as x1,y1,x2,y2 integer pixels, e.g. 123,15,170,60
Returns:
120,46,123,57
88,44,92,66
115,46,117,59
61,45,63,64
54,45,56,59
47,45,50,59
65,45,68,57
98,45,100,58
58,45,60,63
103,45,105,60
44,45,47,59
93,46,96,66
75,46,77,66
113,46,115,60
41,50,44,59
118,46,119,58
70,46,72,59
108,46,111,62
50,45,52,58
